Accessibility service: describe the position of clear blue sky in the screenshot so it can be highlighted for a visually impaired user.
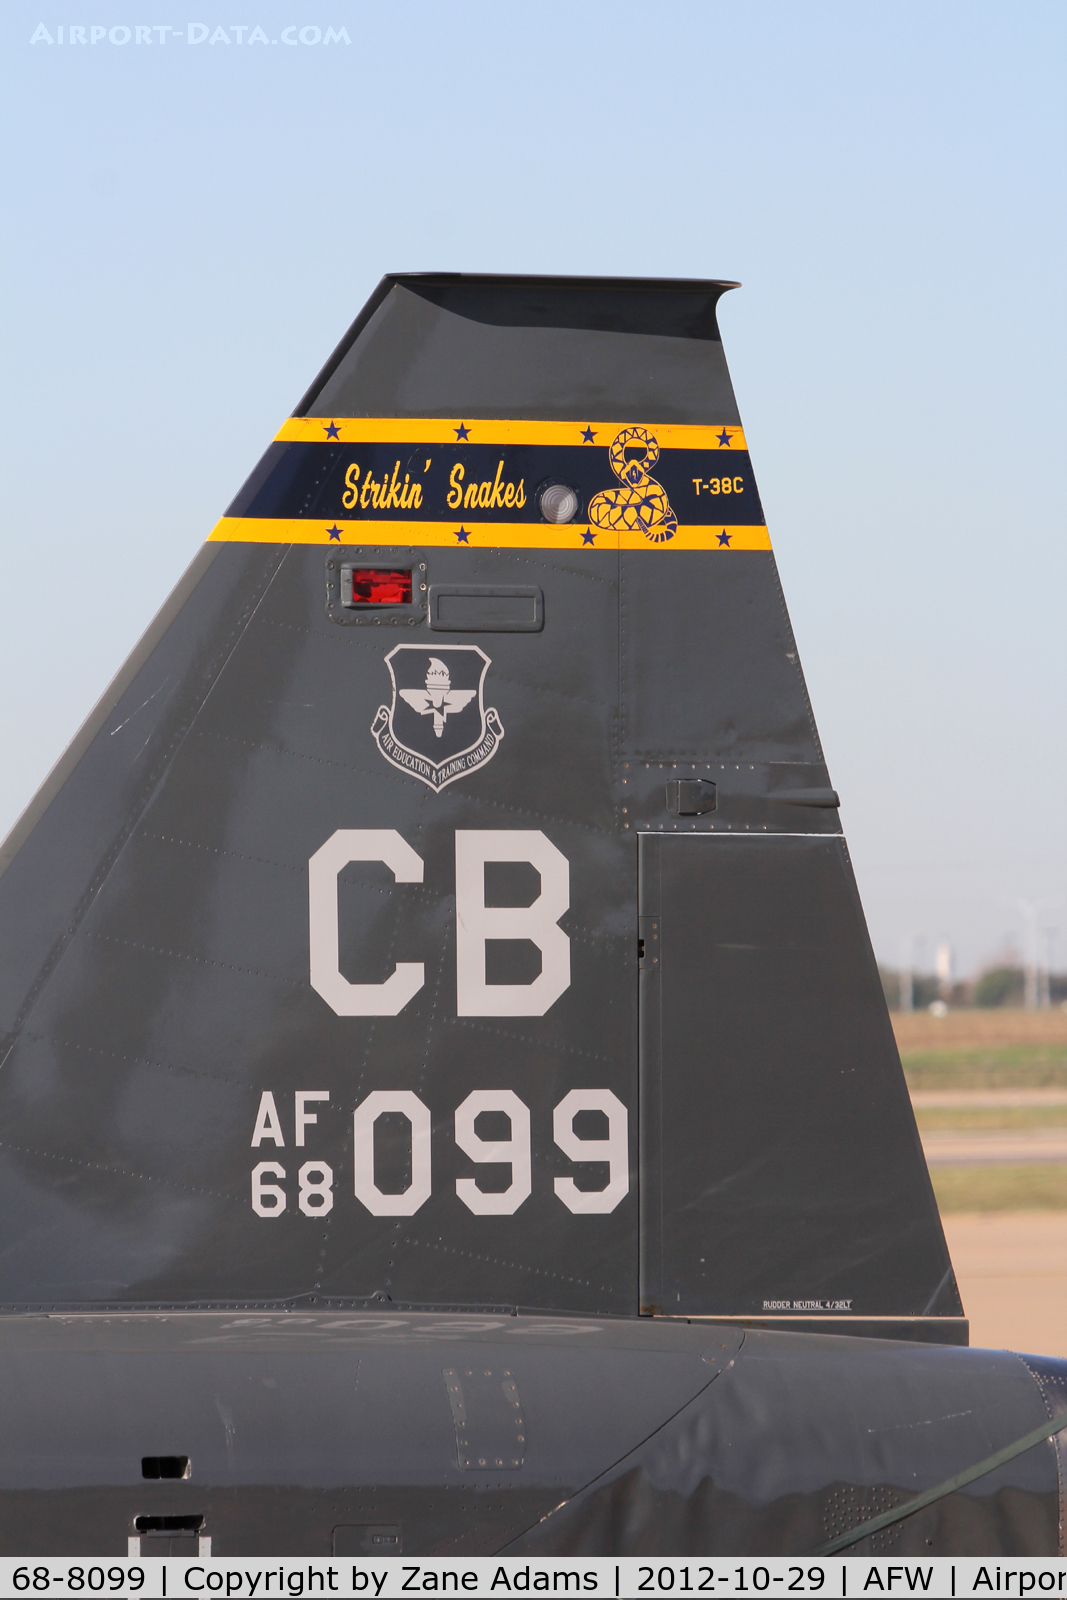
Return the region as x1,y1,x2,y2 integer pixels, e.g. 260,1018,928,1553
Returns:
1,0,1064,977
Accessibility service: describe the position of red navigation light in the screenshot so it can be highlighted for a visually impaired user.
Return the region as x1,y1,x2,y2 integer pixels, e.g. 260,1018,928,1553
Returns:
349,568,412,605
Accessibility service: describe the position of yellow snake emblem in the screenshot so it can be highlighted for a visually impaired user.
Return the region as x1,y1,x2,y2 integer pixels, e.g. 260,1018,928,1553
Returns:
587,427,677,543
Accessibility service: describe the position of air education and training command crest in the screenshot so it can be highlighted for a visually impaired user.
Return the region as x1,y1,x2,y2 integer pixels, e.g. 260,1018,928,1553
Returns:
371,645,504,792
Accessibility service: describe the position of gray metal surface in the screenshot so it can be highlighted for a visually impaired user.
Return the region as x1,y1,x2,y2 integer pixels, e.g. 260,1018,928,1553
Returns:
0,1313,738,1555
510,1329,1065,1557
0,1314,1059,1557
299,275,742,424
638,834,956,1320
0,272,1058,1556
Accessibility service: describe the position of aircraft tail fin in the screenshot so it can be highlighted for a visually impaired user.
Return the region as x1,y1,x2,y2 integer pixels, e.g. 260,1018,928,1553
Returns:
0,275,961,1338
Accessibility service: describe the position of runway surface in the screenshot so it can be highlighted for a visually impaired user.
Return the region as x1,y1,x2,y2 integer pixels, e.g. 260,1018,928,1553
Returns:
943,1212,1067,1358
894,1012,1067,1354
921,1129,1067,1163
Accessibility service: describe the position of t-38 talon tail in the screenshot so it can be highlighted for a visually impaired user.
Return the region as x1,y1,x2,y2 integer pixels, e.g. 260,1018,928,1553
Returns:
0,275,1062,1557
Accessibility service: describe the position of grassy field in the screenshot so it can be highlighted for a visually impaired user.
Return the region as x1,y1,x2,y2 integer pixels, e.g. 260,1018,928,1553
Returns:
889,1015,1067,1346
914,1104,1067,1131
931,1163,1067,1212
894,1009,1067,1090
891,1010,1067,1209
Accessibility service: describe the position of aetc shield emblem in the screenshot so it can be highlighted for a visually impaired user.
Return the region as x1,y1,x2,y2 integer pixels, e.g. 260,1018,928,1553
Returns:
371,645,504,792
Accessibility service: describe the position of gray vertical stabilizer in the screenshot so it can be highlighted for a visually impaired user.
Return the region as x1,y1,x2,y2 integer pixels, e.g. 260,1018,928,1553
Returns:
0,275,961,1337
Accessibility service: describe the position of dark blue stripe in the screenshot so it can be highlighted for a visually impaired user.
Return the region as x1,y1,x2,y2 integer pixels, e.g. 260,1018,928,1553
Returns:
226,442,765,526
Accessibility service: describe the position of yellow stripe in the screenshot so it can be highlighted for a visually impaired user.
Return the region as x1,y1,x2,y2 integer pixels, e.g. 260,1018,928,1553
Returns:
619,525,770,550
273,417,749,452
209,517,771,550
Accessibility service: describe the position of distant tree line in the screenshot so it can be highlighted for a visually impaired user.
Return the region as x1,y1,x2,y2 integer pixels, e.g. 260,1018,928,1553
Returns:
879,966,1067,1010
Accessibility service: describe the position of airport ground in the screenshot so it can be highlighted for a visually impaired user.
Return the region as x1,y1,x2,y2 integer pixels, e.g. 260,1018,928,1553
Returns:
893,1008,1067,1357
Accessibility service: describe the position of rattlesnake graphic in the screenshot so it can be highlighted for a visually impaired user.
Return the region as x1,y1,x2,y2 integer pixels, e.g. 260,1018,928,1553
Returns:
587,427,677,543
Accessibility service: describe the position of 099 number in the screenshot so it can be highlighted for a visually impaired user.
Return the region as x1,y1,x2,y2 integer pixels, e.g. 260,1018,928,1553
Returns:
251,1087,628,1219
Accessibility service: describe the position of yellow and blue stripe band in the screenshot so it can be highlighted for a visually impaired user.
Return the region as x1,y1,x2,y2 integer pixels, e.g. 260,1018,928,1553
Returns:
273,418,751,450
210,518,771,550
208,417,771,550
